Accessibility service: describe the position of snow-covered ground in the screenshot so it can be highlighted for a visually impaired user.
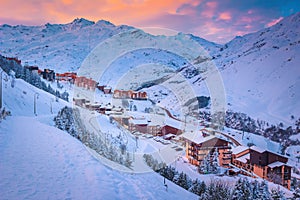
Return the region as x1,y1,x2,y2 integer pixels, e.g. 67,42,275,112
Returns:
222,127,282,153
0,116,197,199
0,71,198,199
290,134,300,142
2,73,69,117
0,12,299,199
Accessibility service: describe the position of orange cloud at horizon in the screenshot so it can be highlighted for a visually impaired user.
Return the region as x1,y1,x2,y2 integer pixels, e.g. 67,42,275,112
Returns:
0,0,187,26
0,0,298,43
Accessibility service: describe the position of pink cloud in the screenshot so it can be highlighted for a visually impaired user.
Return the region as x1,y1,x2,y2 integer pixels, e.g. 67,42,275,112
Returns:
218,12,231,21
247,10,254,14
240,16,253,23
206,1,217,9
187,0,202,7
245,24,252,29
266,17,283,27
200,1,218,18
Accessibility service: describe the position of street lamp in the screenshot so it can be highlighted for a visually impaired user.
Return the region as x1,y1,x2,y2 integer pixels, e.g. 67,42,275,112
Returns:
34,93,39,116
50,98,54,114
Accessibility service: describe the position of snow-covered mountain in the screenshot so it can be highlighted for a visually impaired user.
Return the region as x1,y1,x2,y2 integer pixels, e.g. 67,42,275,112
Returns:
0,18,133,72
0,13,299,125
212,12,300,124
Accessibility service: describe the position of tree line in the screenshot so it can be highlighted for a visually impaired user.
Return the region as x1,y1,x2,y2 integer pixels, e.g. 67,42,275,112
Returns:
143,154,297,199
0,55,69,101
54,106,132,168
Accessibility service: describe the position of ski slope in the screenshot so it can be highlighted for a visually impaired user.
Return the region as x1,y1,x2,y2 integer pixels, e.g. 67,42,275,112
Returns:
0,70,197,199
0,116,197,200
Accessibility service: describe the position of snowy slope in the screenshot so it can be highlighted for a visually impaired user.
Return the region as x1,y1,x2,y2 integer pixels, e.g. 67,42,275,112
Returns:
143,13,300,124
0,116,197,200
0,18,133,72
212,12,300,124
0,18,216,73
0,71,197,199
2,72,69,117
1,13,299,125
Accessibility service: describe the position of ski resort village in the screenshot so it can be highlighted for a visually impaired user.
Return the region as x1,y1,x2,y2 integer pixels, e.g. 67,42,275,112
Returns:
0,10,300,200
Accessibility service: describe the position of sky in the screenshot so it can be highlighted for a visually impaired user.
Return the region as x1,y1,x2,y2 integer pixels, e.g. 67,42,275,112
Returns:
0,0,299,43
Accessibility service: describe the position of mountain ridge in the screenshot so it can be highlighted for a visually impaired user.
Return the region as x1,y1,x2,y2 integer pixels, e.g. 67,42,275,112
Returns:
0,13,299,124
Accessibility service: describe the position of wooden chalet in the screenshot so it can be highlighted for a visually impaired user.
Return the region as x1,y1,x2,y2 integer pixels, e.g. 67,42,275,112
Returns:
128,118,149,133
97,85,112,94
183,130,232,168
5,57,21,64
74,76,98,91
161,118,183,136
113,90,147,100
231,145,292,189
56,72,77,83
73,98,89,107
25,65,39,75
41,69,55,81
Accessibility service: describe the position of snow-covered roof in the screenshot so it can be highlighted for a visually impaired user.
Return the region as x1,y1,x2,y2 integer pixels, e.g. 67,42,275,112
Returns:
268,161,286,168
164,118,183,130
182,132,224,145
126,111,145,118
202,127,214,132
91,103,101,107
163,133,176,139
112,107,123,111
148,117,164,126
250,145,288,159
229,168,240,173
129,119,148,125
236,153,250,164
232,146,249,155
250,145,265,153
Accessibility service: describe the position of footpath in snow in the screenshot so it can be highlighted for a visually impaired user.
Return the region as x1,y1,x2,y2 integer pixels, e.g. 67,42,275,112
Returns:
0,116,197,200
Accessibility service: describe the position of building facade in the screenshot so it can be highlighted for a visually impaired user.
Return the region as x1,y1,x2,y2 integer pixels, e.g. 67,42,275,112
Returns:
184,132,232,169
74,76,97,91
113,90,147,100
232,145,291,189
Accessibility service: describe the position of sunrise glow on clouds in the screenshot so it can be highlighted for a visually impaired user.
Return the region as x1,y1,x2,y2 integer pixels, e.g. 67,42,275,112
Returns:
0,0,299,43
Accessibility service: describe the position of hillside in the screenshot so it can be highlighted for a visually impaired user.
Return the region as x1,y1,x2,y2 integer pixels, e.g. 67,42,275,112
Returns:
0,13,299,125
0,18,133,72
0,71,197,200
212,12,300,124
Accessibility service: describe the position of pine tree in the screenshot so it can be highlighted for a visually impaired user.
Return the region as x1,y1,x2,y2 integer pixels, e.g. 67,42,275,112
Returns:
200,180,230,200
271,187,286,200
232,178,252,200
252,180,260,199
173,172,188,189
61,91,69,102
164,166,175,181
293,187,300,200
124,152,132,168
232,178,245,200
133,105,137,111
199,154,210,174
258,180,271,200
188,179,206,196
211,150,219,173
